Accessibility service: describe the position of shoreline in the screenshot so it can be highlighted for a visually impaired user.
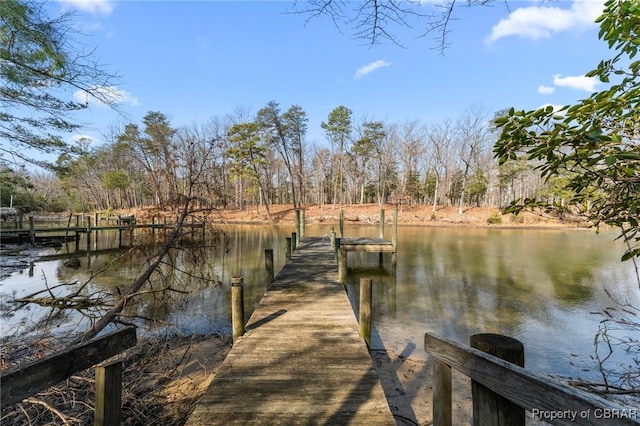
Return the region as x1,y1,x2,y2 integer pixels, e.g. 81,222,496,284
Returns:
131,203,594,231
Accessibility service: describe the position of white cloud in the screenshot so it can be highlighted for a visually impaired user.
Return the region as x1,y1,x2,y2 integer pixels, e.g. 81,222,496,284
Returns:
59,0,115,16
354,60,392,79
488,0,604,42
538,85,555,94
74,86,140,107
552,74,598,92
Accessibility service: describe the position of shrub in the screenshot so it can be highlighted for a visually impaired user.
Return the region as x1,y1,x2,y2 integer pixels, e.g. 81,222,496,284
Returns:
487,212,502,225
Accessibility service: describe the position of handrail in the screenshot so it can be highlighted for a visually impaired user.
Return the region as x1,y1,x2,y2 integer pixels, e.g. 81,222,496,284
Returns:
424,332,640,426
1,326,136,408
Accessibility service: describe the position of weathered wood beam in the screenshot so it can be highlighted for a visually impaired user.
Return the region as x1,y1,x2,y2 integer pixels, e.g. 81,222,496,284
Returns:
1,326,136,407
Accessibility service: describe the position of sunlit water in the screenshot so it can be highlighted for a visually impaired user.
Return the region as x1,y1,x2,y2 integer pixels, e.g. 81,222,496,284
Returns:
1,223,638,382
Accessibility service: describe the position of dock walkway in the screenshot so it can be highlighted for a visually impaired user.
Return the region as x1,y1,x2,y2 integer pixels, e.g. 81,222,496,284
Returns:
186,237,394,425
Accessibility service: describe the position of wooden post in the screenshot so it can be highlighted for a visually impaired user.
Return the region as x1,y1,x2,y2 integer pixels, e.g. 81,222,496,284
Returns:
29,216,35,244
76,214,80,227
330,228,336,250
338,246,347,284
392,208,398,249
95,361,122,426
359,278,372,347
291,232,297,251
285,237,292,261
130,216,135,245
94,222,99,251
391,208,398,266
433,360,452,426
152,216,156,235
300,209,305,240
379,209,385,239
86,216,92,252
265,248,274,283
94,212,99,227
470,333,525,426
339,209,344,237
294,210,301,245
334,237,340,261
231,277,245,343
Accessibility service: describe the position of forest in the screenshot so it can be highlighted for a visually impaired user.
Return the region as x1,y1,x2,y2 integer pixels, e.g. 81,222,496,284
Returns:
1,102,569,218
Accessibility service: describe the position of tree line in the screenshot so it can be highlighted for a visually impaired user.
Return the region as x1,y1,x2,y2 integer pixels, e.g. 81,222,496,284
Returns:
2,102,569,216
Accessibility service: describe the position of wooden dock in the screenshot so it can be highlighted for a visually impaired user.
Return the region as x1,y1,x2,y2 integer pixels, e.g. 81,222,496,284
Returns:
0,215,204,245
185,237,395,425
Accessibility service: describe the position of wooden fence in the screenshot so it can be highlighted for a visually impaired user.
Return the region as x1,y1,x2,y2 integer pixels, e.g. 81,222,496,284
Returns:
1,326,137,426
424,332,640,426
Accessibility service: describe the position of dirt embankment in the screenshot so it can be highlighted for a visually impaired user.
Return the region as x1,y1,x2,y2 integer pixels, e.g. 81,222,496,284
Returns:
131,203,591,229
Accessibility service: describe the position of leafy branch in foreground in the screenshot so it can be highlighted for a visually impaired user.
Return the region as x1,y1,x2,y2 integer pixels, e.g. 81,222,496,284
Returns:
1,0,119,169
494,0,640,266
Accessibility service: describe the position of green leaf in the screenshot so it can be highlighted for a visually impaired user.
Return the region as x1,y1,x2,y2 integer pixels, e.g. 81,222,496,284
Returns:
621,251,635,261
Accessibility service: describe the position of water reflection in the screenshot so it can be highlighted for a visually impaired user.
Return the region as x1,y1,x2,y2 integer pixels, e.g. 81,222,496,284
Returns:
1,224,638,382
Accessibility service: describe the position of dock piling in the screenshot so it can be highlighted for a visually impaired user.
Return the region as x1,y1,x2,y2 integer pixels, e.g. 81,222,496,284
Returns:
231,277,245,343
338,249,346,285
291,232,297,251
86,216,92,252
295,210,301,245
265,249,274,284
359,278,372,347
29,216,35,244
285,237,292,261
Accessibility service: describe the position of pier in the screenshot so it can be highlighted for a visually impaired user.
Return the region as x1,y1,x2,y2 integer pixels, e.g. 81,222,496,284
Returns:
0,214,205,247
185,237,395,425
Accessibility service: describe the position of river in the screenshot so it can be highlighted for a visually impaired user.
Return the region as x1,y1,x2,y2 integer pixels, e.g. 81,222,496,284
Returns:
1,224,638,383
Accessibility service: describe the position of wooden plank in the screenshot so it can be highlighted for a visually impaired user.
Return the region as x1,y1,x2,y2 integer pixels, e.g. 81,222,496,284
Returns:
340,237,396,252
424,333,640,426
186,238,394,425
1,326,136,407
340,244,396,252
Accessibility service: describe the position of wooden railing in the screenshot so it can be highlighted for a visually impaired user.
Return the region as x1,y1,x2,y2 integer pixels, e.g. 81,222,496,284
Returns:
1,326,137,426
424,332,640,426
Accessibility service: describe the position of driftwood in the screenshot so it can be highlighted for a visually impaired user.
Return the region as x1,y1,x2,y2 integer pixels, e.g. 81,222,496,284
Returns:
13,296,109,310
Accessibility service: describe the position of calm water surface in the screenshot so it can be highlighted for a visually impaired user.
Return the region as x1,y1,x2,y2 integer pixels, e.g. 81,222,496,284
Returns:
1,224,638,381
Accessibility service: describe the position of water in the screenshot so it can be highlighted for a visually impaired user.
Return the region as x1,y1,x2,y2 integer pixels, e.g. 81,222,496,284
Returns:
1,224,638,382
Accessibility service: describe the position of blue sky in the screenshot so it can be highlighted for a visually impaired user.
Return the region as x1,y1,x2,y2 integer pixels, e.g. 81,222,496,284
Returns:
56,0,609,148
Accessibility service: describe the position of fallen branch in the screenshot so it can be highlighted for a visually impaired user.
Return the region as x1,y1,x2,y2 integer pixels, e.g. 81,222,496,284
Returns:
71,197,194,345
22,397,79,425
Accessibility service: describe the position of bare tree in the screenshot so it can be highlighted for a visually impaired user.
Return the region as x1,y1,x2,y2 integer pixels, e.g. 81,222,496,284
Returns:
397,120,427,206
291,0,497,52
454,105,492,214
427,119,455,213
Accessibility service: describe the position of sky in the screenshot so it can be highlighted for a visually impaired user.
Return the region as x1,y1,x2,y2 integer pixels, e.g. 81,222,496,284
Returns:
52,0,610,149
